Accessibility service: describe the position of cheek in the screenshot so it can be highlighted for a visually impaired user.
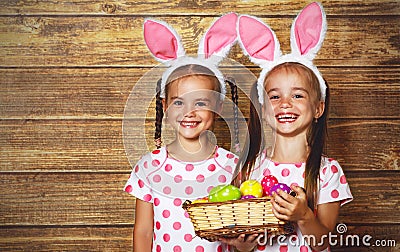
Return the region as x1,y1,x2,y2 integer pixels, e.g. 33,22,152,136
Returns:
204,111,217,120
308,103,319,116
263,103,276,117
164,107,179,119
262,104,276,126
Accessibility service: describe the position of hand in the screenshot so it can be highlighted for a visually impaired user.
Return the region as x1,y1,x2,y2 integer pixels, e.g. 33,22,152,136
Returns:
271,185,312,222
220,233,259,252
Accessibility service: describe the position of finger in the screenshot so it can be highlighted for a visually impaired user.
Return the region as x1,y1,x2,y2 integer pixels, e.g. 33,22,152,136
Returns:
245,234,259,243
271,205,289,221
237,234,246,242
271,197,288,215
219,235,243,245
291,185,307,199
218,237,232,244
273,191,291,209
276,189,294,204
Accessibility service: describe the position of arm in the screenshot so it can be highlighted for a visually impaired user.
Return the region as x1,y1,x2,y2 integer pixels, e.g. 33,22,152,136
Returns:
271,185,340,251
133,198,154,252
298,201,340,251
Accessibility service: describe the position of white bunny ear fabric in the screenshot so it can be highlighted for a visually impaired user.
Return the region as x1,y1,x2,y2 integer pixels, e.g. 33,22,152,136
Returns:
238,2,327,104
143,13,238,98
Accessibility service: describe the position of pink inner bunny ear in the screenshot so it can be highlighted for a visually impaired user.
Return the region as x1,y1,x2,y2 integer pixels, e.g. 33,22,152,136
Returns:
201,13,238,58
238,16,276,61
144,19,179,61
294,2,324,55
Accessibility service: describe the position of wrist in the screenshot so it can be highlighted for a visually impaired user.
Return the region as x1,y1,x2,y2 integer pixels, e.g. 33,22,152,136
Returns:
297,207,315,227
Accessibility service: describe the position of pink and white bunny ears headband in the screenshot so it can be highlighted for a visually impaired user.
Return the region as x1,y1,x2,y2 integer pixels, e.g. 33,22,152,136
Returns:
143,13,238,99
238,2,327,104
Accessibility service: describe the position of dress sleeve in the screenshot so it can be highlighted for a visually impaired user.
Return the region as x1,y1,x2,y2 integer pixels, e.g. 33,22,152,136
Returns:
318,158,353,206
123,153,154,203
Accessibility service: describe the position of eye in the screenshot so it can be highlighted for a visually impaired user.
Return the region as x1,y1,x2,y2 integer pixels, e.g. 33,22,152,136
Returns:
293,94,304,99
195,101,208,107
172,100,183,106
269,95,280,100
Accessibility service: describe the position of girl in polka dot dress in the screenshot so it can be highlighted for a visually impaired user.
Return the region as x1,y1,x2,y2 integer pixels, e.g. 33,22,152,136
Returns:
224,3,353,252
124,13,244,251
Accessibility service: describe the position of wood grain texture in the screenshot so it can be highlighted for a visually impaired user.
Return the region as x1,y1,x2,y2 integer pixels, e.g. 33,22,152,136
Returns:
0,0,399,15
339,171,400,224
326,120,400,170
0,226,133,251
0,173,134,226
0,16,398,67
1,119,398,172
1,68,399,119
0,0,398,250
0,119,129,171
0,171,398,226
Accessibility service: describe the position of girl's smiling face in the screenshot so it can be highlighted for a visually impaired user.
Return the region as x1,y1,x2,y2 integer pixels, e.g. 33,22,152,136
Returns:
163,75,222,141
263,64,324,137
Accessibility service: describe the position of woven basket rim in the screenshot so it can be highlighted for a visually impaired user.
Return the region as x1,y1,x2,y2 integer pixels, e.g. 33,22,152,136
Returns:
182,196,294,242
182,196,273,209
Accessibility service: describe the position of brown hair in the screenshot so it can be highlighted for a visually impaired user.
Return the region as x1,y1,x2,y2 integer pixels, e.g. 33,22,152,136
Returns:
234,62,330,210
154,64,240,153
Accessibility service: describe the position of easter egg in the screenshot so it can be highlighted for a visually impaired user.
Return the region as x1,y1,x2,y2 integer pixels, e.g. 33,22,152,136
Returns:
241,195,256,200
208,184,241,202
240,180,263,198
261,175,279,196
269,183,291,195
192,197,208,204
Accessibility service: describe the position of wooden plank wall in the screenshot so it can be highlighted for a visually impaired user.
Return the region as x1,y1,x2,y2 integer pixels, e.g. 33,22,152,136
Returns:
0,0,399,251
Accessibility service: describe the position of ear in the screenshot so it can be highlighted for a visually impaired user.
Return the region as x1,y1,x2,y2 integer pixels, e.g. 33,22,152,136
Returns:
161,98,167,113
198,12,238,61
143,19,185,64
290,2,327,60
237,15,281,66
315,100,325,119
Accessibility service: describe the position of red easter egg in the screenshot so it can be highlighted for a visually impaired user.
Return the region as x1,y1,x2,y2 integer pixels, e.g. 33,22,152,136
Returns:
261,175,279,196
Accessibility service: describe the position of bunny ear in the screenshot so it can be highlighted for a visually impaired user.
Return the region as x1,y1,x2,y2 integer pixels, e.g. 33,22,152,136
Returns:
198,12,238,61
291,2,327,59
143,19,185,64
237,15,280,66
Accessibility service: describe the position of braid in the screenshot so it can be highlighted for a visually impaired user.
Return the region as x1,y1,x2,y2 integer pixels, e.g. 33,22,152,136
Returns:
225,77,240,154
154,78,163,149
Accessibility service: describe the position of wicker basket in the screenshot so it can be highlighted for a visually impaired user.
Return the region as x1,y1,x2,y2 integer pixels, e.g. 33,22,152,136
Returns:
182,196,294,242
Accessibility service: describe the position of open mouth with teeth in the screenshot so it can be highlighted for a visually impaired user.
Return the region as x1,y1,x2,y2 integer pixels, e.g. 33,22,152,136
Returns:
180,121,200,128
275,113,299,123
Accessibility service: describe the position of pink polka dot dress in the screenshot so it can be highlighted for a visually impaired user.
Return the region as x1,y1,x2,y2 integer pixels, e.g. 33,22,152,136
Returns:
124,146,238,251
251,150,353,252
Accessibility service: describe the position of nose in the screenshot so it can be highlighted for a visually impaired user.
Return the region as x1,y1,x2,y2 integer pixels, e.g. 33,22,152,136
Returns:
279,96,292,109
183,104,195,117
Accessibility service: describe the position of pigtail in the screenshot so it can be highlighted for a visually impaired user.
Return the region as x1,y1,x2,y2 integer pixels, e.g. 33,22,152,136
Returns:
225,77,240,154
305,82,330,210
232,81,264,187
154,78,164,149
